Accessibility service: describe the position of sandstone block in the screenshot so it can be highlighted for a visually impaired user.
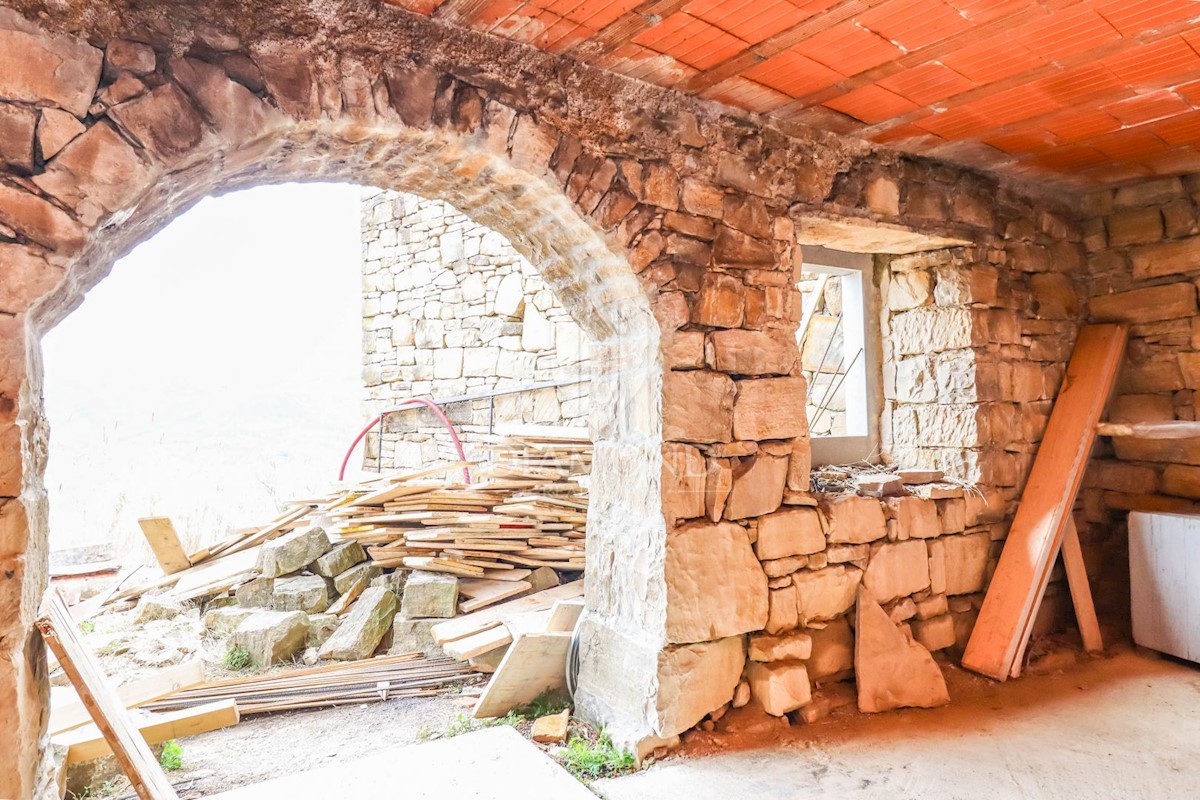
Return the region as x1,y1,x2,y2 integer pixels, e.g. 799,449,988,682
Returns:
705,457,733,521
0,103,36,171
133,594,184,624
271,574,332,613
663,370,735,443
884,496,940,539
233,610,310,667
806,617,854,680
732,377,808,440
319,587,398,661
748,631,812,662
788,437,812,492
400,570,459,618
765,585,798,634
695,272,744,328
724,454,787,519
886,270,932,311
37,107,85,159
656,637,745,737
311,542,366,578
306,613,341,647
915,593,949,620
33,122,156,225
666,522,768,643
864,540,930,604
1131,237,1200,280
942,532,990,595
333,562,381,595
107,83,205,164
528,566,560,592
235,577,273,607
663,443,706,525
823,495,887,544
912,614,956,651
748,660,811,716
708,330,797,376
389,617,444,658
257,526,332,578
793,565,862,625
0,27,103,116
0,182,84,252
755,508,825,560
531,710,571,744
855,587,949,713
1091,283,1197,325
203,606,254,634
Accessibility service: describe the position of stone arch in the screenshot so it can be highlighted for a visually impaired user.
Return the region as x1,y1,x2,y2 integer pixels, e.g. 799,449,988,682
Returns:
1,44,672,797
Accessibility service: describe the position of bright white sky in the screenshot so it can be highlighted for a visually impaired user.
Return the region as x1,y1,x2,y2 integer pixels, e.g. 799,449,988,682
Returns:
41,183,368,557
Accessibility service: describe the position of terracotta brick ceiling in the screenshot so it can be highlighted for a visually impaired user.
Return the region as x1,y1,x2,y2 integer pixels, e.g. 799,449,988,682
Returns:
385,0,1200,188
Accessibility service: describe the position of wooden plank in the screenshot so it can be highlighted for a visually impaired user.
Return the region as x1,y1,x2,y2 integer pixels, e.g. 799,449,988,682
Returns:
1129,512,1200,663
546,599,584,632
430,581,583,644
51,659,205,735
169,547,259,599
35,590,180,800
458,579,532,613
137,518,192,575
56,700,239,764
444,625,513,661
962,324,1127,681
1060,517,1103,654
473,632,571,719
1097,421,1200,439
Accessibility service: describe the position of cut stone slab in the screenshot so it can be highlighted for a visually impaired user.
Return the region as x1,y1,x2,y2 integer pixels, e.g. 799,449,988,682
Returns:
793,565,862,625
319,587,399,661
202,606,254,634
311,542,366,578
724,454,787,520
863,540,931,603
748,631,812,662
806,618,854,680
531,709,570,744
855,586,949,713
823,495,888,544
747,661,811,716
390,618,444,658
134,594,184,624
334,561,381,595
232,610,310,667
235,577,273,607
755,508,825,560
257,526,332,579
656,636,746,737
912,614,957,652
400,571,459,619
271,574,333,613
941,532,991,595
666,521,768,644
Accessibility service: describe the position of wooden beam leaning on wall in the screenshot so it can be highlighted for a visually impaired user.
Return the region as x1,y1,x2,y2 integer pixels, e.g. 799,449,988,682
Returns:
36,590,181,800
962,324,1127,681
137,517,191,575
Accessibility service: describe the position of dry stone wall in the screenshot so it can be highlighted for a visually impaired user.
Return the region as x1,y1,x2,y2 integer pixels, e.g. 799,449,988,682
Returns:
360,190,591,471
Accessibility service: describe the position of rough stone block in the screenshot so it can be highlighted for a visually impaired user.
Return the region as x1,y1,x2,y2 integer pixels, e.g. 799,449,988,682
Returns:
855,587,949,712
333,561,381,595
233,610,310,667
389,617,444,657
884,496,940,539
662,443,707,524
793,565,862,625
235,577,273,607
805,617,854,680
400,570,459,618
755,508,825,560
271,574,332,613
748,660,811,716
724,454,787,519
1091,283,1197,325
732,377,808,440
942,532,990,595
765,584,798,634
708,330,797,376
666,522,768,644
663,370,735,444
1131,237,1200,280
823,495,888,544
306,613,341,647
319,587,399,661
656,636,745,737
528,566,560,592
134,594,184,624
864,540,930,604
748,631,812,662
695,272,745,328
311,542,366,578
911,614,956,651
202,606,254,634
0,27,103,116
257,526,332,579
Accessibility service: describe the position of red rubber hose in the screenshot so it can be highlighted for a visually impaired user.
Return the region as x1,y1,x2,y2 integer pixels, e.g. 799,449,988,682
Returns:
338,397,471,483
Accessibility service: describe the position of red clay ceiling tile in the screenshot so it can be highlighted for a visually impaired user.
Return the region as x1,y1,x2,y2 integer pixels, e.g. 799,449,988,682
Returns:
478,0,530,28
1176,79,1200,104
912,106,994,139
1040,107,1124,143
855,0,975,52
1103,36,1200,87
1103,90,1192,126
633,12,749,71
742,47,845,96
1028,145,1110,171
793,20,905,76
983,127,1059,154
550,0,642,28
945,0,1032,25
823,83,919,123
1088,127,1171,160
683,0,828,47
957,82,1060,128
704,76,794,112
1094,0,1200,37
1035,64,1124,106
1152,109,1200,146
940,37,1043,84
1142,146,1200,174
870,121,942,144
595,42,701,83
877,62,976,105
1012,7,1122,62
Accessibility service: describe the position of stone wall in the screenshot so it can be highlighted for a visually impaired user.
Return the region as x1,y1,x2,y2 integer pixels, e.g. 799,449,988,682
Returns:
1079,174,1200,620
360,190,591,471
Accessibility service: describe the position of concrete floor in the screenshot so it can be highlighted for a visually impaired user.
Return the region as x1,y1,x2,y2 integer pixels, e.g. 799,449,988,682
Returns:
596,647,1200,800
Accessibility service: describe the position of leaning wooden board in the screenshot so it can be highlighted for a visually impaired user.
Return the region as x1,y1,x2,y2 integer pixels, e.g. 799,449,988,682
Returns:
962,324,1126,681
431,581,583,644
137,517,192,575
57,700,239,764
473,632,572,719
51,658,205,735
36,590,180,800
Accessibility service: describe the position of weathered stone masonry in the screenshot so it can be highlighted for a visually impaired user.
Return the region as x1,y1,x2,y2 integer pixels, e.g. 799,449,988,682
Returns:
0,3,1096,796
360,190,591,471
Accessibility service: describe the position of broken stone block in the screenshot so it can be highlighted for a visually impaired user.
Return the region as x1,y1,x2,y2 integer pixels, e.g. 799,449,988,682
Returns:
235,577,273,607
942,532,991,595
371,570,408,595
310,542,366,578
666,521,768,644
663,370,735,443
754,508,825,560
656,636,745,737
915,593,949,620
827,543,868,564
793,565,862,625
257,526,332,579
134,594,184,624
854,474,904,498
863,540,931,603
271,574,332,613
912,614,956,651
884,496,940,539
937,498,966,534
732,377,809,440
37,107,86,159
732,680,751,708
749,631,812,662
531,709,570,744
527,566,560,592
855,587,949,713
319,587,398,661
233,610,310,667
333,561,381,595
724,454,787,519
765,585,798,634
806,618,854,680
705,457,733,521
887,597,917,623
306,613,341,647
202,606,254,634
399,571,459,619
663,442,707,524
708,330,797,376
748,660,811,716
823,495,888,544
762,554,807,578
389,618,444,657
